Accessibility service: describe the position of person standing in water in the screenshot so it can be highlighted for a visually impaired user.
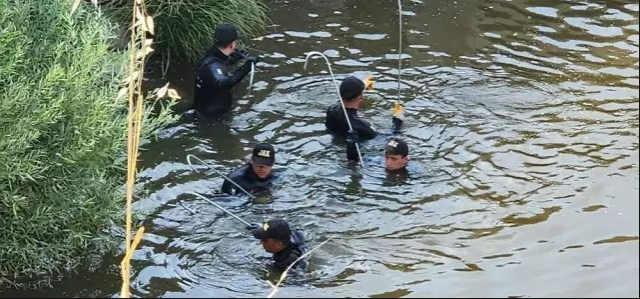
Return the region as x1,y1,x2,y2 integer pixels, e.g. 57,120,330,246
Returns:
221,143,278,195
193,23,260,117
325,76,405,140
346,134,410,172
248,219,308,271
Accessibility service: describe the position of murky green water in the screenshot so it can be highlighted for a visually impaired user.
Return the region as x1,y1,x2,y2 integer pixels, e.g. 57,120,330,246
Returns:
3,0,639,297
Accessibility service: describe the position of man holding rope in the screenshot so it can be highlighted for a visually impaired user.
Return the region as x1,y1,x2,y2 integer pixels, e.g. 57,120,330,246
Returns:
221,143,278,195
325,76,405,140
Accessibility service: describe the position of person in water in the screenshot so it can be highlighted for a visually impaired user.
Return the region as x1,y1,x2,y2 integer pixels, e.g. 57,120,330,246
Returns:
221,143,277,195
248,218,308,271
325,76,405,140
193,23,260,117
347,133,410,172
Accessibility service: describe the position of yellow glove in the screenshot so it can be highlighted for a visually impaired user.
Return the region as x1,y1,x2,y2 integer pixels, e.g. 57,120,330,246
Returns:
363,76,375,90
392,102,404,120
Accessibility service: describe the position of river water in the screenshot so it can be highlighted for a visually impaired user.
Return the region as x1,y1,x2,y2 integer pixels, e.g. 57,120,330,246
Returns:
3,0,639,297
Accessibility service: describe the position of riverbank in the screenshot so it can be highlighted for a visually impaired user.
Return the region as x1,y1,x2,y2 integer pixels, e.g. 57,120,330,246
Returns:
0,0,268,289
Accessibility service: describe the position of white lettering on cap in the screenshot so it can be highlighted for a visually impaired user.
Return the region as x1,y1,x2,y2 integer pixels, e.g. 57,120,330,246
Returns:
258,150,271,157
388,140,399,147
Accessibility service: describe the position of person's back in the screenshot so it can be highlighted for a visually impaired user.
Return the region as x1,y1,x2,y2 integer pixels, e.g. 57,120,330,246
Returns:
194,48,234,115
272,229,307,271
325,101,377,140
325,76,403,141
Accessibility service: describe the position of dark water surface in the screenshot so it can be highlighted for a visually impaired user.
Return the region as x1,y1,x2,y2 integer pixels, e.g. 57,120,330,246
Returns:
2,0,638,297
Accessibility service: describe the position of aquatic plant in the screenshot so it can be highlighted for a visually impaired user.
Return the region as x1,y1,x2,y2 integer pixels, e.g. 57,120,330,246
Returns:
105,0,270,63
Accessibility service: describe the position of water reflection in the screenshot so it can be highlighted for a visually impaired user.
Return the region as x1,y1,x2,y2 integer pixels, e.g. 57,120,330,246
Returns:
150,3,638,298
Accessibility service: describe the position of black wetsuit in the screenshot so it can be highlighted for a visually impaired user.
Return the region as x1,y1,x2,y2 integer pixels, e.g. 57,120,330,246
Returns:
325,102,403,140
272,230,308,271
193,47,253,116
220,163,275,195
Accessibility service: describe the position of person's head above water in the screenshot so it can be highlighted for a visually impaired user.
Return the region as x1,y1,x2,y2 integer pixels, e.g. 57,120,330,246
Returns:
339,76,373,109
251,218,291,254
251,143,275,179
385,138,409,171
214,23,239,55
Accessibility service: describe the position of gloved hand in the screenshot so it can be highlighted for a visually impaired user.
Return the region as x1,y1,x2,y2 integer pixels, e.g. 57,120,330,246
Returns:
230,49,250,60
392,102,404,126
239,56,260,74
363,76,375,90
246,222,261,231
238,49,250,57
246,55,261,64
346,130,359,144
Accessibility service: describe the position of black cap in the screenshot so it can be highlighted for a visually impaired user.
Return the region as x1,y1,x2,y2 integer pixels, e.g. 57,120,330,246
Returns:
252,143,275,166
214,23,239,45
251,219,292,242
385,138,409,156
339,76,365,101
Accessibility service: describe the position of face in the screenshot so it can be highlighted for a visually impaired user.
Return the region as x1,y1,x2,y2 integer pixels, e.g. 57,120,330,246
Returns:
261,238,285,253
252,161,273,179
385,153,408,171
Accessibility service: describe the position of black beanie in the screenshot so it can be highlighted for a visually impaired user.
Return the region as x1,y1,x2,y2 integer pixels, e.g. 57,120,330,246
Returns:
214,23,239,45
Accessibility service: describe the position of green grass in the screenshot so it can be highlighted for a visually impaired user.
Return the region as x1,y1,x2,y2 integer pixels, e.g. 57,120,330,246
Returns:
0,0,177,287
106,0,270,63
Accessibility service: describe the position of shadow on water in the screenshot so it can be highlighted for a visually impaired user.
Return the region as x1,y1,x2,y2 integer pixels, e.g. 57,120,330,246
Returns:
3,0,638,297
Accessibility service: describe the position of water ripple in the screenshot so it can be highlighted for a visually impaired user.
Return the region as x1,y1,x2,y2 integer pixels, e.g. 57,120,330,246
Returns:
11,0,638,298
